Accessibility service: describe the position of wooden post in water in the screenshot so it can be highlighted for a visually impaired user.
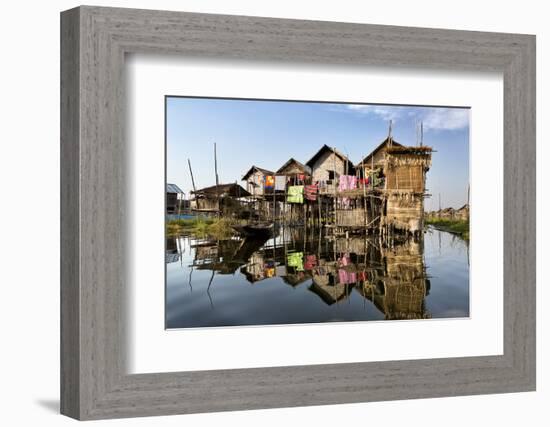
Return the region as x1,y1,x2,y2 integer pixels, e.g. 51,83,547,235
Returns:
362,155,367,230
272,176,276,221
333,147,337,228
317,191,321,230
283,177,287,224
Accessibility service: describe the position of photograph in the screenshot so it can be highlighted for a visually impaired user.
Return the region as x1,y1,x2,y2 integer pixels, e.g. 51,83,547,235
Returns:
165,96,470,329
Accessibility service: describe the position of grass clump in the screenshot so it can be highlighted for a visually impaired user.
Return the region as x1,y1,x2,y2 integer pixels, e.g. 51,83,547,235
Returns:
425,217,469,240
166,216,235,239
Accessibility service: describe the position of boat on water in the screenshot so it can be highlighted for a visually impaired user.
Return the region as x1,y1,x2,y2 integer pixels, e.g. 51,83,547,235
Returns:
232,222,274,238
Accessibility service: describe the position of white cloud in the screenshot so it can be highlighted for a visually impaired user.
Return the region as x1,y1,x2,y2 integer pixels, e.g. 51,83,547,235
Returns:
346,104,403,122
422,108,470,131
343,104,469,131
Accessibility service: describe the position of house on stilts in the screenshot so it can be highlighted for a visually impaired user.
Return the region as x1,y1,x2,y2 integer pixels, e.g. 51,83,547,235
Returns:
191,183,251,216
314,136,433,236
241,165,275,198
186,127,432,236
276,158,311,183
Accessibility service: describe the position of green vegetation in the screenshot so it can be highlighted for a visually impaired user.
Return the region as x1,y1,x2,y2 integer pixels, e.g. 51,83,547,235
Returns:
425,217,469,240
166,217,236,239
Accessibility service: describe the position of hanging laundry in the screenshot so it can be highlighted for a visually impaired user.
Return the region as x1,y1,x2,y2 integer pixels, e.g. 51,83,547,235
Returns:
337,175,357,208
338,254,351,267
338,269,357,284
264,175,274,190
274,175,286,191
304,254,317,270
370,170,383,187
275,265,287,277
264,267,275,278
338,269,347,284
358,177,369,187
287,185,304,204
338,175,357,192
287,252,304,271
304,184,318,201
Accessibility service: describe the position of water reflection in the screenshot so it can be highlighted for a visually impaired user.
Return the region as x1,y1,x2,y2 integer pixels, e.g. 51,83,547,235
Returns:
166,227,469,328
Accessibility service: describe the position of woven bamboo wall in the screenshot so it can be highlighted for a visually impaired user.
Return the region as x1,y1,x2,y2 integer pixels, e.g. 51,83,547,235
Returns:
385,164,424,192
336,208,367,227
386,193,424,232
334,237,368,254
382,282,428,319
382,239,428,319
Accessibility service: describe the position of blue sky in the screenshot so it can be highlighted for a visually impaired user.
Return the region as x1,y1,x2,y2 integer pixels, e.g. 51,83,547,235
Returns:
167,97,470,210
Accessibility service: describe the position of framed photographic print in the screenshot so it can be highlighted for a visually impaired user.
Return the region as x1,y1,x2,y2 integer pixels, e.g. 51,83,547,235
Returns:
61,5,536,420
164,96,470,329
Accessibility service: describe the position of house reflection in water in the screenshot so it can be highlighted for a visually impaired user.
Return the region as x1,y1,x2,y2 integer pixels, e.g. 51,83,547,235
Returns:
167,228,432,322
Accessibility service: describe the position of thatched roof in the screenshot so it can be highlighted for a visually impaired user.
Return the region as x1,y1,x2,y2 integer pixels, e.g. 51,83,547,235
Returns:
192,183,251,198
276,158,311,175
242,165,275,181
385,145,433,155
355,137,403,168
305,145,352,168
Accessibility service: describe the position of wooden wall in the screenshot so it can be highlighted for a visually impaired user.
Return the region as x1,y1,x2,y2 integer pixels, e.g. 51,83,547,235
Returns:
279,163,307,176
166,193,179,213
311,151,347,182
245,170,267,196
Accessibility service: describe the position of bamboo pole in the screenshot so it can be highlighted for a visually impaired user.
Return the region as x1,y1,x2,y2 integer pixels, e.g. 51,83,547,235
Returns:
284,177,287,224
333,147,337,227
273,179,276,221
317,192,321,230
362,155,367,230
214,143,220,217
188,159,197,193
187,158,198,210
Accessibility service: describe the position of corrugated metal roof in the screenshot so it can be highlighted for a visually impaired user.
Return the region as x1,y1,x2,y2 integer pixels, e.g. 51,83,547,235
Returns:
166,183,184,194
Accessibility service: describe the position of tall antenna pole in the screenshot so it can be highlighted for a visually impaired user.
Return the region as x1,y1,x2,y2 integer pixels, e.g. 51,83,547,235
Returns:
388,120,393,146
420,121,424,146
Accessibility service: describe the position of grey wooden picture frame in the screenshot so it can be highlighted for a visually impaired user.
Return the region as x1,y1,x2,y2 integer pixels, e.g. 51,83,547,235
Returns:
60,5,536,421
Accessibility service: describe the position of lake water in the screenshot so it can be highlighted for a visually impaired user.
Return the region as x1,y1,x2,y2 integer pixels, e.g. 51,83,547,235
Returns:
166,227,469,329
